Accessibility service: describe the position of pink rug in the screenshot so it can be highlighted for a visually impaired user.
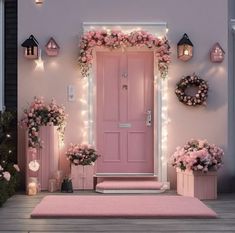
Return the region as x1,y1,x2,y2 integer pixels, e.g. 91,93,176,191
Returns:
31,195,217,218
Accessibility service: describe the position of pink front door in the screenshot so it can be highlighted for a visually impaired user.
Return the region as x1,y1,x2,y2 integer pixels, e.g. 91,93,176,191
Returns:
96,51,154,173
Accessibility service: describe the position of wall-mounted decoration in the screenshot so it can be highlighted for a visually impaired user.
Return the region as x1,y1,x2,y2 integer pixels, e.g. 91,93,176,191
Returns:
210,42,225,63
175,74,208,106
177,33,193,62
21,35,39,59
35,0,44,4
45,37,60,56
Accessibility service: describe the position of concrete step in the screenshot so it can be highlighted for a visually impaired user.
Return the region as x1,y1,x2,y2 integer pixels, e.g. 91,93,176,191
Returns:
96,179,166,194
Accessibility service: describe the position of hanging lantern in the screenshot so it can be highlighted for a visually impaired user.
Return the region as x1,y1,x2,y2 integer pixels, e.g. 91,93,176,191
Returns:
210,42,225,63
45,37,60,56
35,0,44,4
21,35,39,59
177,33,193,62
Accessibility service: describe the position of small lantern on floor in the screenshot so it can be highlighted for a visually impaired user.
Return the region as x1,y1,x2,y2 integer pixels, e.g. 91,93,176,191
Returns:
45,37,60,56
21,35,39,59
210,42,225,63
27,177,38,196
177,33,193,62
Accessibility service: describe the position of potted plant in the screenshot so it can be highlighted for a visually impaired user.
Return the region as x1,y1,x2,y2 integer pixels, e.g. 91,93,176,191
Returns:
169,139,223,200
66,144,100,190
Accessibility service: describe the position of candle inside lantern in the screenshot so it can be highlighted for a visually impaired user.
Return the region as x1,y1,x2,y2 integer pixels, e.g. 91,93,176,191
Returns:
27,177,38,196
183,49,189,56
28,182,37,196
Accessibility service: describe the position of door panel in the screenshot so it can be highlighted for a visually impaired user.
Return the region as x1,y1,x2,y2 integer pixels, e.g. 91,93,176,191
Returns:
96,51,154,173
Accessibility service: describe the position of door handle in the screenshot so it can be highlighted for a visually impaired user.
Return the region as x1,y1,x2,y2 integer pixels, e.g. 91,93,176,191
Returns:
146,109,152,127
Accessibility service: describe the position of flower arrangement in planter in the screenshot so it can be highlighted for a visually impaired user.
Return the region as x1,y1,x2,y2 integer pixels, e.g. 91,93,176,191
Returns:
0,111,20,207
170,139,223,200
169,139,223,172
78,30,171,79
21,96,67,148
66,143,100,166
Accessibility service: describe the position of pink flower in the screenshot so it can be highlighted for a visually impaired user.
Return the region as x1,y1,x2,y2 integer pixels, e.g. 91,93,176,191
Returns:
13,164,20,172
3,171,11,181
81,57,87,62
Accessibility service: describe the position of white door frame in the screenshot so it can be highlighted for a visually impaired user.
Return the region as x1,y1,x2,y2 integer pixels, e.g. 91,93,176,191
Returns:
81,22,169,184
0,0,4,111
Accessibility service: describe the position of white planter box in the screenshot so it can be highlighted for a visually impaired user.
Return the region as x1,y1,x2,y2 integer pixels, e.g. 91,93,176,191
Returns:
177,169,217,200
71,165,94,190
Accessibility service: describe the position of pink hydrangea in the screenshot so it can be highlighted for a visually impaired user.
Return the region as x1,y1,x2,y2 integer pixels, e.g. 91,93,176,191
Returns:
169,139,224,172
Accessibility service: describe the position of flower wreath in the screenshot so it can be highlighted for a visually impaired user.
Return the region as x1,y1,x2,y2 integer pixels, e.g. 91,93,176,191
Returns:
78,30,171,79
175,74,208,106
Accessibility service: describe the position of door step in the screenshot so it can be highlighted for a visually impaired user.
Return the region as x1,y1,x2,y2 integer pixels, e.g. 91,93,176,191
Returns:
95,173,157,178
96,179,166,194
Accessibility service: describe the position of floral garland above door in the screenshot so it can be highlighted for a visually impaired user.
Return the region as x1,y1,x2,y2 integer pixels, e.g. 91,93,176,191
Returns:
78,30,171,79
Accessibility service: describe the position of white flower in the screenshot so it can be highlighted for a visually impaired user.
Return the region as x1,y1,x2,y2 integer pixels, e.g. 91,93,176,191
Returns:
0,165,3,171
3,171,11,181
197,165,203,170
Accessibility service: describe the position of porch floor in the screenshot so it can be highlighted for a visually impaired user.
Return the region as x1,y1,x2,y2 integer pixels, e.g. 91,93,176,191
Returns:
0,191,235,233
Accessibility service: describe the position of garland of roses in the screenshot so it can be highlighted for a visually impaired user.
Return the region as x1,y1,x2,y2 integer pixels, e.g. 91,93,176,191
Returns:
78,30,171,79
21,97,67,149
175,74,209,106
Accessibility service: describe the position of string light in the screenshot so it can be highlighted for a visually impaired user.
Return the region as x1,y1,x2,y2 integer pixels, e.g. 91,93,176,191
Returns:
35,49,44,71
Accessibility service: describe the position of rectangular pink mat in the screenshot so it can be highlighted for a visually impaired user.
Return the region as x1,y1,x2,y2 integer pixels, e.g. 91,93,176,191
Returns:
31,195,217,218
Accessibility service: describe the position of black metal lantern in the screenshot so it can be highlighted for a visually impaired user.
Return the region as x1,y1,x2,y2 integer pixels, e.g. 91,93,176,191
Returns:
177,33,193,62
21,35,39,59
61,178,73,193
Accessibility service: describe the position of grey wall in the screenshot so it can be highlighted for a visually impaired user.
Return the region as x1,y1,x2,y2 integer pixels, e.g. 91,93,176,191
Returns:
18,0,232,191
229,0,235,17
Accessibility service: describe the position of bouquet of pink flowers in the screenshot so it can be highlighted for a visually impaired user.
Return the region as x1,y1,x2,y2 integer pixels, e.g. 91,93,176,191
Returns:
66,144,100,166
21,97,67,148
169,139,223,172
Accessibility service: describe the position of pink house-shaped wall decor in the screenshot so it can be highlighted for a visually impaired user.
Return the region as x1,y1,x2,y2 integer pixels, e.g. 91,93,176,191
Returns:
45,37,60,56
210,42,225,63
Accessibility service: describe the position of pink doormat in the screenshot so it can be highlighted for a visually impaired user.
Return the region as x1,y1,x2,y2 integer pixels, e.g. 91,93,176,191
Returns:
31,195,217,218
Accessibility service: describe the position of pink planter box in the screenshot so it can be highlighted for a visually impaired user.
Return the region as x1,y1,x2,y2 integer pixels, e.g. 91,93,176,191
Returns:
71,165,94,190
26,125,60,191
177,169,217,200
